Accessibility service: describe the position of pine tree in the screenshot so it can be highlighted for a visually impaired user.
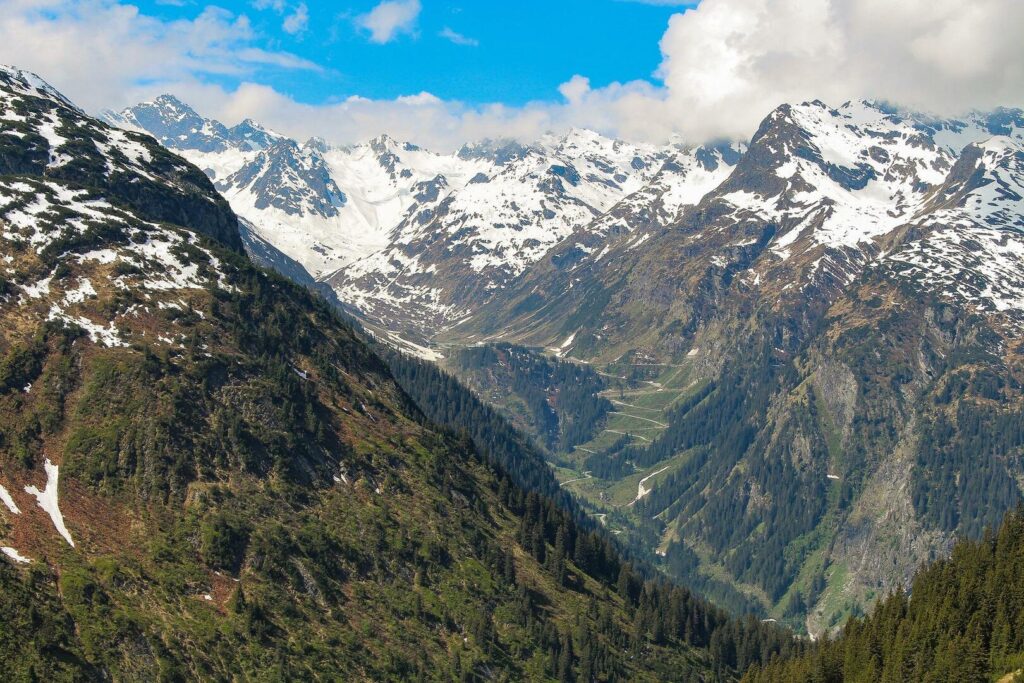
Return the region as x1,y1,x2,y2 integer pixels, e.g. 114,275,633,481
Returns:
558,633,575,683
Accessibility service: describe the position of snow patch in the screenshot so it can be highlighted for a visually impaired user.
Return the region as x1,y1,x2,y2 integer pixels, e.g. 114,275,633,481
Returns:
0,485,21,514
24,458,75,547
1,547,31,564
62,278,96,304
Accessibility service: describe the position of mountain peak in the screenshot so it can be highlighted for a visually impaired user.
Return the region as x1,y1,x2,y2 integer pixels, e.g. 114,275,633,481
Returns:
151,92,188,107
457,138,535,165
457,138,535,164
113,95,233,153
563,127,610,142
368,132,398,150
367,133,422,155
227,117,284,151
0,64,79,111
144,93,199,119
547,127,619,153
304,136,331,153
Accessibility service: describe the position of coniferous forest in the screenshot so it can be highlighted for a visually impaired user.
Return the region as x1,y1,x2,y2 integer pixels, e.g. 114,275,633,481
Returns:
744,511,1024,683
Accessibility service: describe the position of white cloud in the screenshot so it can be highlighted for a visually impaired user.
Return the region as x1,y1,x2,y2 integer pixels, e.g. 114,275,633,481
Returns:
233,47,317,70
246,0,1024,146
644,0,1024,141
253,0,308,36
356,0,421,44
157,74,670,152
484,0,1024,144
282,3,308,35
439,26,478,47
557,75,590,105
0,1,319,112
252,0,286,11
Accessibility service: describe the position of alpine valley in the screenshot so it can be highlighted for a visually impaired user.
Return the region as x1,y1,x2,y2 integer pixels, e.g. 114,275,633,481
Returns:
104,87,1024,640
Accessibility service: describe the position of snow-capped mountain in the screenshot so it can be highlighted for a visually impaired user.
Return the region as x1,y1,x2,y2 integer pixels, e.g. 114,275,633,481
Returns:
110,95,735,341
884,135,1024,327
101,94,284,154
108,97,495,277
1,69,242,253
709,101,1022,276
710,100,1024,308
478,140,746,309
0,66,242,356
465,100,1024,346
107,94,1024,356
325,130,682,339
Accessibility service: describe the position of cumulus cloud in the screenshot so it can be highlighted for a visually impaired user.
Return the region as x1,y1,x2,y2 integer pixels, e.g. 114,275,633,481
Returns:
160,73,672,152
356,0,421,44
162,80,560,152
494,0,1024,144
439,27,478,47
645,0,1024,140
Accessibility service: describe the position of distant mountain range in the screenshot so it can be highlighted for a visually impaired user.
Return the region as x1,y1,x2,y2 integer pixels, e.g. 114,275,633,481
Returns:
105,88,1024,637
102,97,747,346
103,95,1024,349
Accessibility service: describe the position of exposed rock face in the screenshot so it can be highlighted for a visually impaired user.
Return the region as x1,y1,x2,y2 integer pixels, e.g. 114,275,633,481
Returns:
221,140,347,218
813,360,858,445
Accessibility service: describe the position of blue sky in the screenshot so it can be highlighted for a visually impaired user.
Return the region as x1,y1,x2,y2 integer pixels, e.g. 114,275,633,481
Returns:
131,0,695,106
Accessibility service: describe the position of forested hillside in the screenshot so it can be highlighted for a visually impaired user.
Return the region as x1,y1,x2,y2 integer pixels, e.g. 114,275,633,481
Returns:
744,511,1024,682
447,343,611,455
386,350,800,677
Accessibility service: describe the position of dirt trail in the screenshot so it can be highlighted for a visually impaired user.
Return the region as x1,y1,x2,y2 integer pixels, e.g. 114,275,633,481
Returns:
560,472,592,487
